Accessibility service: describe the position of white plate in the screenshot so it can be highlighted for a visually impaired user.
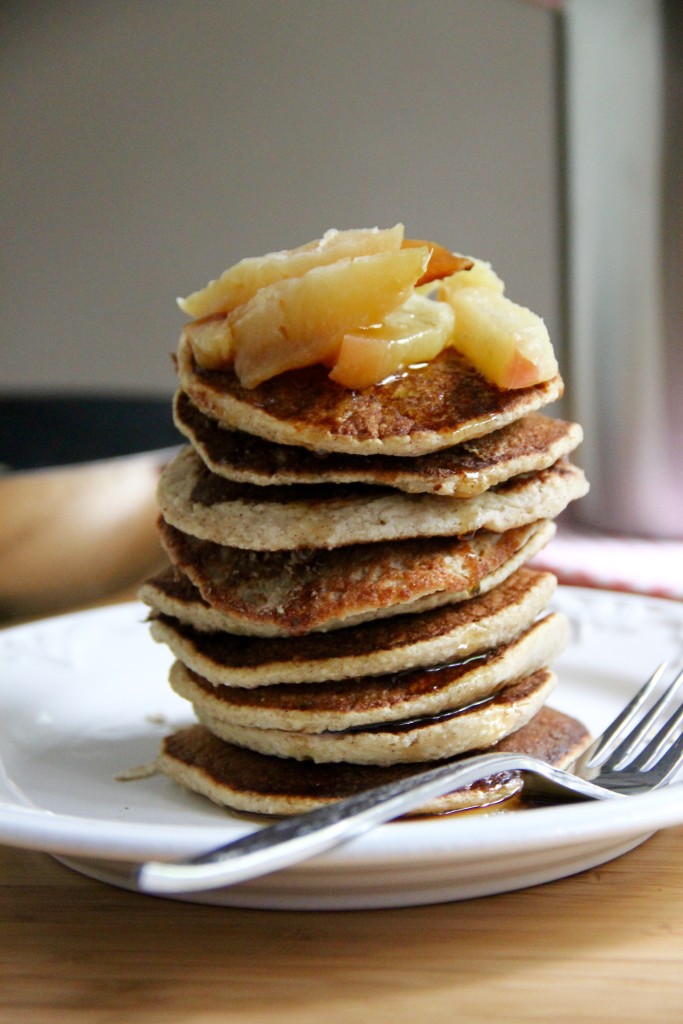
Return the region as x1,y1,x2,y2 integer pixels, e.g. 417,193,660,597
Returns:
1,589,683,910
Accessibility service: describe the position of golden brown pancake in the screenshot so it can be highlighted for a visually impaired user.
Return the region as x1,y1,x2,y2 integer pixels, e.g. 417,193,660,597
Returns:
168,612,568,734
157,705,592,816
157,446,588,550
173,391,584,498
194,669,557,764
176,335,564,457
146,567,558,686
154,519,556,636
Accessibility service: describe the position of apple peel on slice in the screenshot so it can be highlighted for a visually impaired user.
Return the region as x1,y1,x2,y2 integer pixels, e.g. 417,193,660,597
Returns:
402,240,473,287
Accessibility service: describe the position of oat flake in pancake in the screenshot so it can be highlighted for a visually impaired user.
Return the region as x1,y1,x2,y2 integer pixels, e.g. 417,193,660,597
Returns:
157,706,591,816
155,519,555,636
168,612,568,734
173,391,583,498
194,669,557,765
147,567,557,687
157,446,588,550
175,335,564,457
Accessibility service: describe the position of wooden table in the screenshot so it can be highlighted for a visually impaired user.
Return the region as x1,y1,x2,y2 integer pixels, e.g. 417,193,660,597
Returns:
3,824,683,1024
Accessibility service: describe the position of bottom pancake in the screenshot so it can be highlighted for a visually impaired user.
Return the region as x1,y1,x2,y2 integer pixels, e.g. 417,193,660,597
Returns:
157,706,591,816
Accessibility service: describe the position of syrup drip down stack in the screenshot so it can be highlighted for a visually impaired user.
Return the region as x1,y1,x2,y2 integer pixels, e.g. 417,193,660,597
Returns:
140,227,591,816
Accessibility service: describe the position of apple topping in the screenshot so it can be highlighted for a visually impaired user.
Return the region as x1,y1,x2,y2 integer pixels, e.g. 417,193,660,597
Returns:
178,225,405,320
182,316,233,370
438,257,505,295
232,246,430,388
402,239,473,287
179,228,559,392
329,293,455,390
437,262,558,389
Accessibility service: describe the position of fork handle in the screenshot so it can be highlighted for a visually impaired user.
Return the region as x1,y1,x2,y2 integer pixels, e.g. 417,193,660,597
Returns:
136,752,614,896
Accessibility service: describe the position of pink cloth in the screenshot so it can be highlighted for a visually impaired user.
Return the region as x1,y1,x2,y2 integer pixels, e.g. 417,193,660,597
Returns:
531,525,683,601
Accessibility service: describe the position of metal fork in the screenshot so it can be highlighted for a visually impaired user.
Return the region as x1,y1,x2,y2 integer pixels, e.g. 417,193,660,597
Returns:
137,663,683,895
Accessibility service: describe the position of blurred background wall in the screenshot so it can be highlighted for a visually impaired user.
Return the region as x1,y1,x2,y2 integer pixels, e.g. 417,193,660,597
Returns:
1,0,561,396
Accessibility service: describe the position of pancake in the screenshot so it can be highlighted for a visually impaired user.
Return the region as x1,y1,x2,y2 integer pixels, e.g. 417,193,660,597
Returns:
157,446,588,550
168,612,568,734
176,335,564,457
174,391,584,498
157,705,592,816
154,519,556,636
147,566,558,686
194,669,557,765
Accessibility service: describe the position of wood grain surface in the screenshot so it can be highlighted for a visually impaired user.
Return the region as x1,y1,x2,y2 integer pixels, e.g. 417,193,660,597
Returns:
2,826,683,1024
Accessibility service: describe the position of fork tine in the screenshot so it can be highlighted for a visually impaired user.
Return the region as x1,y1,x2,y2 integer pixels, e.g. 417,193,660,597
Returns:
624,701,683,772
605,667,683,771
641,728,683,788
584,662,669,768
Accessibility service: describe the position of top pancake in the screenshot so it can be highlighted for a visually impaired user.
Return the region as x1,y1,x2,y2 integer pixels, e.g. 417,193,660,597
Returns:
176,334,564,457
173,390,583,498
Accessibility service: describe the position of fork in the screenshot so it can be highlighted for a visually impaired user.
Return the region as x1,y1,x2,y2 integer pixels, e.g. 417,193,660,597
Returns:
137,663,683,895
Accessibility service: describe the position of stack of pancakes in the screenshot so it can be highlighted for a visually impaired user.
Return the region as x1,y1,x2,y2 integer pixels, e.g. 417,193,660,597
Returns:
140,333,591,816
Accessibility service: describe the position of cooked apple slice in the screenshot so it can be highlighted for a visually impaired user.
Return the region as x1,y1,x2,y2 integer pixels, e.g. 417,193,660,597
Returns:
437,257,505,296
328,293,455,389
182,316,234,370
232,245,430,388
443,286,558,389
402,240,473,287
178,225,404,319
